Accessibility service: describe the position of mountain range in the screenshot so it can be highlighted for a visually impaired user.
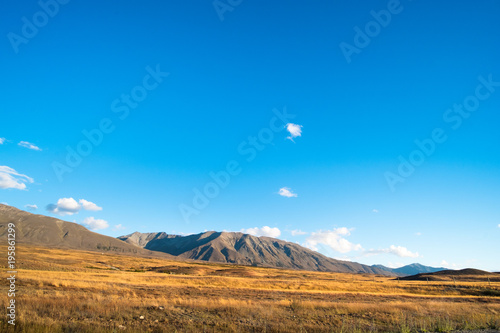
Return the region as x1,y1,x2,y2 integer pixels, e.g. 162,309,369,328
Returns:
371,263,448,276
0,204,446,276
118,231,391,274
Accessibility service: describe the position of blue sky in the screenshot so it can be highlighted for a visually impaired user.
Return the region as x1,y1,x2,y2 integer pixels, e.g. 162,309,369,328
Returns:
1,0,499,271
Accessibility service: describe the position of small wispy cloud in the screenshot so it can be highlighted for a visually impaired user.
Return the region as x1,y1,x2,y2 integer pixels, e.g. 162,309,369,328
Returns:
387,262,405,269
113,224,126,231
178,231,195,236
415,232,422,236
18,141,42,151
440,260,459,269
46,198,102,216
285,123,303,142
241,226,281,238
0,138,5,144
291,229,307,236
278,187,298,198
0,166,34,190
25,204,38,210
372,209,379,213
365,245,419,258
82,217,109,231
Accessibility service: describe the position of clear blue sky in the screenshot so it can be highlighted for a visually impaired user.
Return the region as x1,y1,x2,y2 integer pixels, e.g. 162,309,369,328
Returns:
1,0,499,271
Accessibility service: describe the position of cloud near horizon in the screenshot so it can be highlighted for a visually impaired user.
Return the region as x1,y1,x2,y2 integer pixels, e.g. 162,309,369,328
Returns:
46,198,103,216
113,224,126,231
0,166,34,190
18,141,42,151
291,229,307,236
241,226,281,238
82,217,109,231
278,187,298,198
364,245,420,258
304,228,363,253
25,204,38,210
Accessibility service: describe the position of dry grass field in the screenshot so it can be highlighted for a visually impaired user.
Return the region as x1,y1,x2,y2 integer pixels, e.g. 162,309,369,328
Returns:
1,245,499,332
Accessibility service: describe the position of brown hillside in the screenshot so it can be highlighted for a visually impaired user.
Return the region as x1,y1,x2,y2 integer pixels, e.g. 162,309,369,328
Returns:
0,204,171,258
400,268,500,282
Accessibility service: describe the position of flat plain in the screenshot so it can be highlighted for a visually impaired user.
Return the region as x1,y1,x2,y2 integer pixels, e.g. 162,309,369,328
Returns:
1,245,499,332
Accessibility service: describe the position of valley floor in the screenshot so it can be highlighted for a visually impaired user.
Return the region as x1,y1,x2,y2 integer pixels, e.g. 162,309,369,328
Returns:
1,245,499,332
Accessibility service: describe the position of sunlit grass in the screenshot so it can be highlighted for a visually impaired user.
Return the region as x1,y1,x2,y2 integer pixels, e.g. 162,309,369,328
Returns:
1,245,499,332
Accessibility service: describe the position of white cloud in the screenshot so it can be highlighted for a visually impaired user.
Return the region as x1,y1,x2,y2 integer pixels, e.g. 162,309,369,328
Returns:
365,245,419,258
46,198,81,216
18,141,42,151
279,187,298,198
113,224,126,231
440,260,459,269
333,256,353,262
291,229,307,236
82,217,109,231
285,123,303,142
387,262,405,269
372,209,379,213
415,232,422,236
387,245,419,258
0,166,34,190
241,226,281,238
304,228,363,254
46,198,102,216
0,138,5,144
25,204,38,210
79,199,102,211
498,224,500,228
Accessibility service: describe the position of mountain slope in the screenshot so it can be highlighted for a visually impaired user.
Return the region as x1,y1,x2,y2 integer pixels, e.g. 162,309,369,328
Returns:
119,231,394,275
0,204,169,257
393,263,447,276
372,263,447,276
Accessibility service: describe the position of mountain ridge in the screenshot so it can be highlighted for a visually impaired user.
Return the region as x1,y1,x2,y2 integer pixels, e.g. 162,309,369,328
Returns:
118,231,394,275
372,263,448,276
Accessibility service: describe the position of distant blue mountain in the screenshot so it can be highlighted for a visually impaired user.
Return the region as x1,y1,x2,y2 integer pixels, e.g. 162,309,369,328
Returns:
372,263,448,276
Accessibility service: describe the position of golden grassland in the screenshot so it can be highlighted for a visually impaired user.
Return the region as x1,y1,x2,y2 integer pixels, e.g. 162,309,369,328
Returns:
1,245,499,332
